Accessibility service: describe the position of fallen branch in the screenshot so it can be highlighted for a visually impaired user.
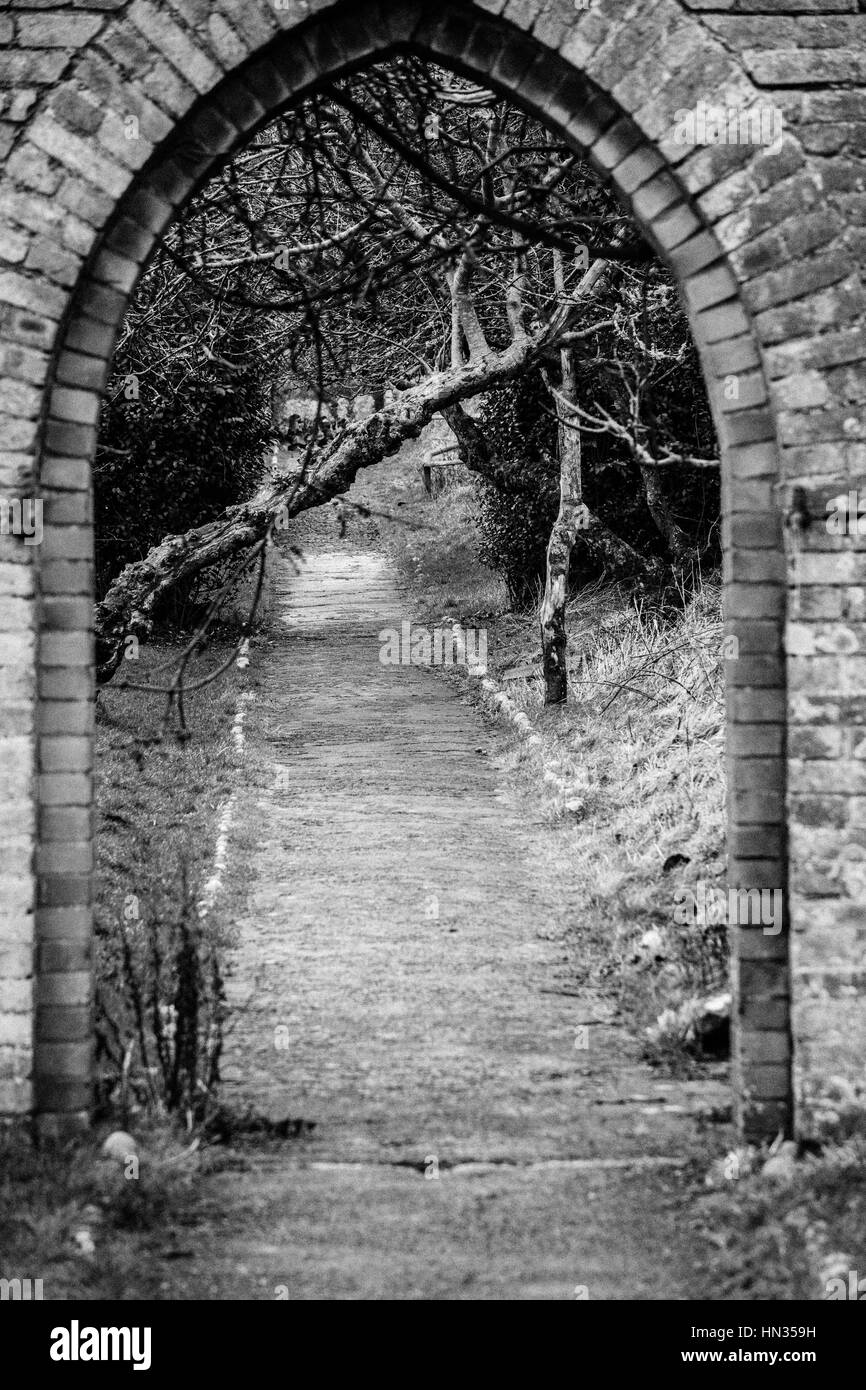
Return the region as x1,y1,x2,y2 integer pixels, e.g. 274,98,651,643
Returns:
95,323,581,682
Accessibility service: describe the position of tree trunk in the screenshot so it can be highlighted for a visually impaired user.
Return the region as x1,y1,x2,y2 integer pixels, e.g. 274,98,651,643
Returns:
443,400,656,580
635,459,699,570
537,250,633,704
539,332,581,705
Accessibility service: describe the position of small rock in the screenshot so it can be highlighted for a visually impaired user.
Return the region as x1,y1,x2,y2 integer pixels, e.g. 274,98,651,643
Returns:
762,1140,798,1181
700,991,731,1019
73,1228,96,1257
101,1130,138,1162
692,992,731,1056
646,992,731,1058
639,928,666,957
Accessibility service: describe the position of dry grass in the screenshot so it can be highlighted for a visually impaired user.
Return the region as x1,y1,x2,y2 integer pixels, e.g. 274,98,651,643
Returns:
0,1118,224,1300
694,1135,866,1299
94,556,276,1122
95,638,249,1122
487,577,728,1060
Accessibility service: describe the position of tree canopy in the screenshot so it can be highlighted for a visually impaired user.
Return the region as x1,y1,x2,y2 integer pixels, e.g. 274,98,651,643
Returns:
94,56,719,696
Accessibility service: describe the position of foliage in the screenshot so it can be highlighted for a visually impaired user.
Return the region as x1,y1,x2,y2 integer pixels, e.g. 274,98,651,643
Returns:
95,55,723,650
94,283,275,603
94,640,245,1124
96,867,225,1126
473,373,560,607
472,268,720,606
575,274,721,563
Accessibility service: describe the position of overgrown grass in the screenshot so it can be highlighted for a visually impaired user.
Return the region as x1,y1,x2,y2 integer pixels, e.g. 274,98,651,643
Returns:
490,575,729,1061
695,1137,866,1300
95,557,275,1125
95,638,248,1125
0,1120,218,1300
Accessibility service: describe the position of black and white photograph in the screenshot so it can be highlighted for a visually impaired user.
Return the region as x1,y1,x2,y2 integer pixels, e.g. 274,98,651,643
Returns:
0,0,865,1349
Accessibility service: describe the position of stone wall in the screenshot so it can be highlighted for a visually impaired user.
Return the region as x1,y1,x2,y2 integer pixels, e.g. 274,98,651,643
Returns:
0,0,863,1136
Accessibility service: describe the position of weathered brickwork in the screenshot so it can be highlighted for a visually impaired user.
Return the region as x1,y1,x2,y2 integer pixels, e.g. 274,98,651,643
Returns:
0,0,863,1138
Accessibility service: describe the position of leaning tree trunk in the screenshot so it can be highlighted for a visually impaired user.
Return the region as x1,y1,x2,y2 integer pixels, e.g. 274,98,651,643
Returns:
94,328,562,683
539,329,582,704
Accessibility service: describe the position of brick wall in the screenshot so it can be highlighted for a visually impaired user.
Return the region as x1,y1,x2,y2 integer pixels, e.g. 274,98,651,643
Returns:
0,0,863,1137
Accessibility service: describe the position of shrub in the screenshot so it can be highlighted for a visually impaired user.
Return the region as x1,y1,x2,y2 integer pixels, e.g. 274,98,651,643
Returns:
95,865,225,1127
473,371,560,607
94,286,275,605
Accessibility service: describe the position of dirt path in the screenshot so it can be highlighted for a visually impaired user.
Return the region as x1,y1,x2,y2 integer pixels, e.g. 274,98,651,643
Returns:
158,524,728,1300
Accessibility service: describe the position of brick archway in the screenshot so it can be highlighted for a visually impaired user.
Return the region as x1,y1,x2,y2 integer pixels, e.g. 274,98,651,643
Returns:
1,0,864,1139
